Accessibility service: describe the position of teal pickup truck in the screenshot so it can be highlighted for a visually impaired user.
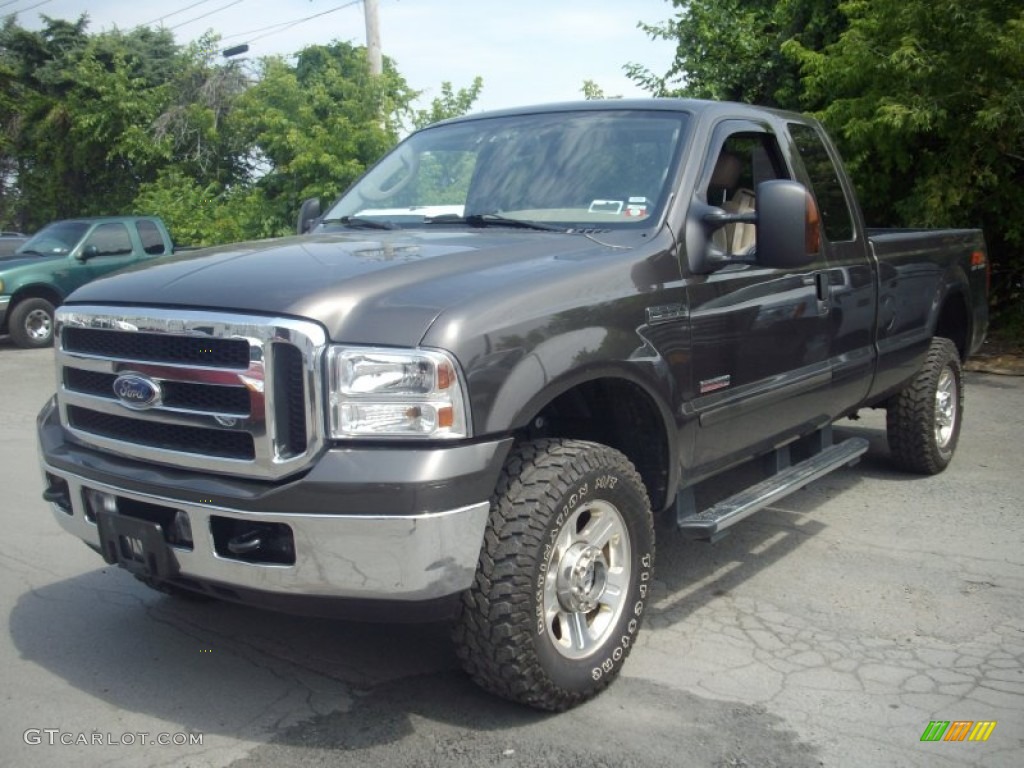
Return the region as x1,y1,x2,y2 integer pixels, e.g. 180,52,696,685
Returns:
0,216,175,348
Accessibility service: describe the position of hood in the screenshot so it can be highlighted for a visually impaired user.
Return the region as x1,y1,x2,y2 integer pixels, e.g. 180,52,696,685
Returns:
0,253,62,270
65,230,621,346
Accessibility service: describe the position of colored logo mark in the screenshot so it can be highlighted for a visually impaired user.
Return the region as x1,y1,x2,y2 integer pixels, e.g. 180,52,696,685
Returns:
112,373,162,410
920,721,997,742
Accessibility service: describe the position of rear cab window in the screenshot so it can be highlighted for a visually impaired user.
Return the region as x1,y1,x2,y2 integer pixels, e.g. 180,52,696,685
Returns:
136,220,168,255
788,123,855,243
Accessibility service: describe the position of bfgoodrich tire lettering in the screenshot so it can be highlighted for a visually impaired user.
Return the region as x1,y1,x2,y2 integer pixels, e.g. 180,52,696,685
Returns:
886,337,964,474
453,438,654,710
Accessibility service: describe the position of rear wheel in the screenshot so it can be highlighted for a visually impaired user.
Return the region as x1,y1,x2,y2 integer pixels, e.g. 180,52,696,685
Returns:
9,297,56,348
886,337,963,474
454,438,654,710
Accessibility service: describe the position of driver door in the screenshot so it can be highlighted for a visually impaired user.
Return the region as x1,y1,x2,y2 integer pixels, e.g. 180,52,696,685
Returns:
685,121,835,472
73,222,140,292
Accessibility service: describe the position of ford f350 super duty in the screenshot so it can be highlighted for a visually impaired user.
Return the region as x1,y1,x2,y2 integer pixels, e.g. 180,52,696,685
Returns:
37,100,988,710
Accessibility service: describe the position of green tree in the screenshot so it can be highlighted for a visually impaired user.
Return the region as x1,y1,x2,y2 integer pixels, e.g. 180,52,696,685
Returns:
0,16,179,229
580,80,622,100
131,42,484,244
787,0,1024,335
412,76,484,129
3,14,483,245
1,15,91,229
150,34,251,187
0,43,18,228
132,168,279,245
230,41,419,234
626,0,845,109
630,0,1023,338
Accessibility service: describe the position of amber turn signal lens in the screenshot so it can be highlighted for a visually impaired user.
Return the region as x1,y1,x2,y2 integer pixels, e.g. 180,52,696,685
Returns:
805,192,822,255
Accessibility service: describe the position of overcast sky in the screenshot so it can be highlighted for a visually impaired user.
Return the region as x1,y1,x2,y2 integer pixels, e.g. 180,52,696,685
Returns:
9,0,680,113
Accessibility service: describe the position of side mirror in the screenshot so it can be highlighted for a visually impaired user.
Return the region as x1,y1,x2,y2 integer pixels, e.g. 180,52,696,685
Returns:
687,179,822,275
78,244,100,261
296,197,321,235
756,180,821,269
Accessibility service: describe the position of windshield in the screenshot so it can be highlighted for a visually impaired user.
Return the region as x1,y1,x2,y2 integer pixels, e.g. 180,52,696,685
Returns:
17,221,90,256
321,110,689,230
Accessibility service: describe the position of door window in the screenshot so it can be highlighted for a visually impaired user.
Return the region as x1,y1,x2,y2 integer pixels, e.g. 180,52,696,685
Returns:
702,130,788,257
84,223,133,256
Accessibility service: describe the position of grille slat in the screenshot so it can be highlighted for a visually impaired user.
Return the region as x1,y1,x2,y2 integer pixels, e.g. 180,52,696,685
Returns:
64,368,251,415
63,327,250,368
67,406,255,460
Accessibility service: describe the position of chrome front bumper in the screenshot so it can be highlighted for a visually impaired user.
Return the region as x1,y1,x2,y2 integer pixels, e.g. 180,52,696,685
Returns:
0,295,10,328
42,464,490,602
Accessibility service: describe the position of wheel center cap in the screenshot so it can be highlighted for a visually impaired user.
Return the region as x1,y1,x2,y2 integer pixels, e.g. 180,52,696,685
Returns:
556,542,608,613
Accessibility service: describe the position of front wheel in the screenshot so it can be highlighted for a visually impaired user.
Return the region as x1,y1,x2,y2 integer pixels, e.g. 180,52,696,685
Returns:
9,297,56,348
454,438,654,711
886,337,964,474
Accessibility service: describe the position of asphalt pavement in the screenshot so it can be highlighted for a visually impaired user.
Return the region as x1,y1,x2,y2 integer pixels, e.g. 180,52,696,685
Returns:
1,337,1021,767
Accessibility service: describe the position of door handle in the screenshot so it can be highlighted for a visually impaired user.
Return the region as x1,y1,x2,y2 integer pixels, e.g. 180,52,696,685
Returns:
815,272,830,312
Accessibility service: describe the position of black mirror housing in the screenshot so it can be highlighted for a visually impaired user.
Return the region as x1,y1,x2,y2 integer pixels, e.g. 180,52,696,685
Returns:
78,244,100,261
756,180,821,269
296,198,321,235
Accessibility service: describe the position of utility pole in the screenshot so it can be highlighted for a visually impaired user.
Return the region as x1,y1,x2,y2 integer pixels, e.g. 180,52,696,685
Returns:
364,0,382,76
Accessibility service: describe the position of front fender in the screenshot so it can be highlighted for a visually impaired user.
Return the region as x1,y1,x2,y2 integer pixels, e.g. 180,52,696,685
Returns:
10,281,66,308
462,322,682,502
485,327,615,431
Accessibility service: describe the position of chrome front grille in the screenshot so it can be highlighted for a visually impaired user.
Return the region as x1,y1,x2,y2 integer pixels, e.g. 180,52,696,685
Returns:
56,306,327,479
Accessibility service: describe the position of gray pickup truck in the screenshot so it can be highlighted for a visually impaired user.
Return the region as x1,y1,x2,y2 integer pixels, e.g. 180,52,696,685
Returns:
37,100,987,710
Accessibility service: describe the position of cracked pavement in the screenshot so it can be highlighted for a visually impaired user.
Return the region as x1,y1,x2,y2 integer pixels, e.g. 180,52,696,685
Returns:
2,340,1021,767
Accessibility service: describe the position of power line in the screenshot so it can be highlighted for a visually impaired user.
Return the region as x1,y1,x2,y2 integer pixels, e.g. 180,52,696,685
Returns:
168,0,245,32
249,0,362,44
9,0,366,54
4,0,53,15
219,17,304,43
221,0,361,45
139,0,222,28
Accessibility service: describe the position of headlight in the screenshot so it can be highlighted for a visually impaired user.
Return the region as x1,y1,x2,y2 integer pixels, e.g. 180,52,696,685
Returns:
327,346,470,439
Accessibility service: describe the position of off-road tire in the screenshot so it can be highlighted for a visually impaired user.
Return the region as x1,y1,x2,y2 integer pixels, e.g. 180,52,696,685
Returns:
9,297,56,348
453,438,654,711
886,337,963,474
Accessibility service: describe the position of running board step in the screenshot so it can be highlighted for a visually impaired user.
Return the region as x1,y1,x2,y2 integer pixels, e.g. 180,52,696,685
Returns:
677,437,869,541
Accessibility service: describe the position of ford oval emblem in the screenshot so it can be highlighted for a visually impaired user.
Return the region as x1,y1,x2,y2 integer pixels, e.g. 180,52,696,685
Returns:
112,373,162,410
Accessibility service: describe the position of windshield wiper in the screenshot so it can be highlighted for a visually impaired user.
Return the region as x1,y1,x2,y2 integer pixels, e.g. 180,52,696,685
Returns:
467,213,565,232
321,216,397,231
15,249,45,256
426,212,565,232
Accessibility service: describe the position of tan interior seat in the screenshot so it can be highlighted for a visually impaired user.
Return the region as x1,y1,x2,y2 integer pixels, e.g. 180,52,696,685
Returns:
709,153,757,255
